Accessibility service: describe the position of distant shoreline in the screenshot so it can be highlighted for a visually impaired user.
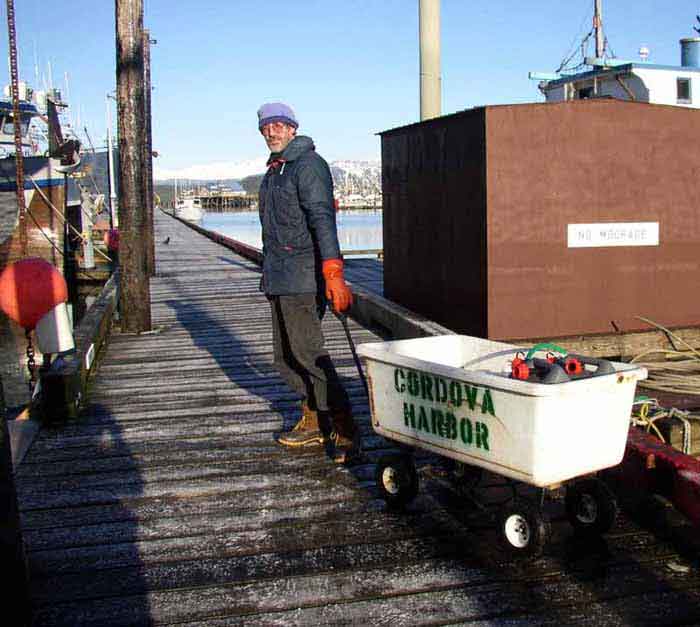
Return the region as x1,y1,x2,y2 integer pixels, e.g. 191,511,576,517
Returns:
194,205,383,214
337,206,382,212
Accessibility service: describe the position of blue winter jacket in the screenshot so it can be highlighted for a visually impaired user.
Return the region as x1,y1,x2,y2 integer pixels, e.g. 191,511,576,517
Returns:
258,135,341,295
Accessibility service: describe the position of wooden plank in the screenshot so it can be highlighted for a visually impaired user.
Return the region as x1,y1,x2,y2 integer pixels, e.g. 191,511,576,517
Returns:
0,375,31,624
28,547,700,626
515,327,700,360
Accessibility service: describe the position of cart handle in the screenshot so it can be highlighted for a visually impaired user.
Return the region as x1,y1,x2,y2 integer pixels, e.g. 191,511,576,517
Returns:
334,311,370,398
525,342,567,361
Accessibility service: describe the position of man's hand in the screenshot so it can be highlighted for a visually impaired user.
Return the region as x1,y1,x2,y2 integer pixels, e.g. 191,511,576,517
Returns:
322,259,353,313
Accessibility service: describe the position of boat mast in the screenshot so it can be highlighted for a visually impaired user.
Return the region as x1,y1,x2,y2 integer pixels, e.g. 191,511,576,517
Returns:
33,41,39,86
594,0,604,59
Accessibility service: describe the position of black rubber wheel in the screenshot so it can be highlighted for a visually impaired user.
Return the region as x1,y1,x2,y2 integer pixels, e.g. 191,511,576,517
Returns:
375,454,419,508
498,499,550,559
565,477,619,535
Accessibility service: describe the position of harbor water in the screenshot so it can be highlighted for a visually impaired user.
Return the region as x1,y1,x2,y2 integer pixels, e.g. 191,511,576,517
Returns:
201,209,383,254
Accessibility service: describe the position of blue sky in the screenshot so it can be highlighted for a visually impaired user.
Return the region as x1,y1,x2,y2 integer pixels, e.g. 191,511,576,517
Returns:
3,1,699,172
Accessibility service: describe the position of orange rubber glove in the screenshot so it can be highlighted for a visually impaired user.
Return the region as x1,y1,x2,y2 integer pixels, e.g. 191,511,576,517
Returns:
322,258,353,313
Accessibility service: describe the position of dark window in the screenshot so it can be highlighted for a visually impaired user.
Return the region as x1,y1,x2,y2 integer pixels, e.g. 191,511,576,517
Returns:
1,114,29,137
677,78,691,103
577,86,594,99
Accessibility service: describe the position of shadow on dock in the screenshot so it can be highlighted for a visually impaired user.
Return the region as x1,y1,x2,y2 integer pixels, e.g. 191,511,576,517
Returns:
164,283,700,624
164,297,301,424
17,404,151,625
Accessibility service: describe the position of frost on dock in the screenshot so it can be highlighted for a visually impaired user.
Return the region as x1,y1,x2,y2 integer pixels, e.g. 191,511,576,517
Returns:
14,211,700,626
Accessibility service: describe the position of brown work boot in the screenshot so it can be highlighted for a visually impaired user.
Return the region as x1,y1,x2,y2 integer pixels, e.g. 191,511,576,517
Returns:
329,406,360,464
276,400,325,447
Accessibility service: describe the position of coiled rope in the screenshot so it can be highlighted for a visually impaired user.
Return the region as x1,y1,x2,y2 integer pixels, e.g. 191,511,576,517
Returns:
629,317,700,453
630,316,700,396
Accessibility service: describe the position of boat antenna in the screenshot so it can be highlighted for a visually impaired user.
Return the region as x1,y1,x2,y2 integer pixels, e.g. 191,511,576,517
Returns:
33,40,39,86
64,71,78,138
47,59,53,90
555,1,613,74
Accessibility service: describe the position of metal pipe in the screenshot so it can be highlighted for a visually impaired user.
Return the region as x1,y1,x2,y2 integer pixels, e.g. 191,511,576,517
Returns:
106,93,118,228
419,0,441,120
143,30,155,277
594,0,604,59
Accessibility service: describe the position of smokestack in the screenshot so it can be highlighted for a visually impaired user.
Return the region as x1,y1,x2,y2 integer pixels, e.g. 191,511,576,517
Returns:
419,0,441,120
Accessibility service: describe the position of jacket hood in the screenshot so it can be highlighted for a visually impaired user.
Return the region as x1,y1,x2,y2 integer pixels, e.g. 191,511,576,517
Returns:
279,135,315,162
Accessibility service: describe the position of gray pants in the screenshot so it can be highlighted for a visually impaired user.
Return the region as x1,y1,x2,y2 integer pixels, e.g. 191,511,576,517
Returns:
270,294,350,413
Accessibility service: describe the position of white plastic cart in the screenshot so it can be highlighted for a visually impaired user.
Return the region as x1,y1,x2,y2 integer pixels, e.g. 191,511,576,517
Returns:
356,335,647,557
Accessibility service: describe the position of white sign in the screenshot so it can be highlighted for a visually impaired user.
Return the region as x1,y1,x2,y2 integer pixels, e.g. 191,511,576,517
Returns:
567,222,659,248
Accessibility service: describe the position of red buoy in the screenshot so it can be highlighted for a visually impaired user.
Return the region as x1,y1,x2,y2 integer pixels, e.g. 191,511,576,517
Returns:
0,258,68,330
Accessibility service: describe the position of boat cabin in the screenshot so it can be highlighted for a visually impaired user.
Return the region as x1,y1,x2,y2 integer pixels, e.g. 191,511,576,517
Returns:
0,100,40,157
533,37,700,109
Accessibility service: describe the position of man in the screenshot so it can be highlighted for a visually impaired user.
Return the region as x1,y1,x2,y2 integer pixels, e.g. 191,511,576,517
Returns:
257,102,359,463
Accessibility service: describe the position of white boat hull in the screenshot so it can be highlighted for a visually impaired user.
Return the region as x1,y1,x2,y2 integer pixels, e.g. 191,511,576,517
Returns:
175,199,203,223
0,155,64,245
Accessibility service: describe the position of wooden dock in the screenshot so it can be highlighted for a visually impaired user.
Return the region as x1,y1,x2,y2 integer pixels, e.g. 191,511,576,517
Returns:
15,211,700,626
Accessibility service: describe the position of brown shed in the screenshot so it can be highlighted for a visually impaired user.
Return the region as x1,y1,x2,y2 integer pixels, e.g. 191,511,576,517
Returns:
380,99,700,340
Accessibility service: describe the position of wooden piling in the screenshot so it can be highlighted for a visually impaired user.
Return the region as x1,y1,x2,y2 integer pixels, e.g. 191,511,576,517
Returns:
115,0,152,332
143,29,155,278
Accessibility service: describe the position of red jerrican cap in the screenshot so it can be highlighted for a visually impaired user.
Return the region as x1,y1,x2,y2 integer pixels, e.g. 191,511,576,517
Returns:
511,361,530,380
104,228,120,251
564,357,583,375
0,257,68,330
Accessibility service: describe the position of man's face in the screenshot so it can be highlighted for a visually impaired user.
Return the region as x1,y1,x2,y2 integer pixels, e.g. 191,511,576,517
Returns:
260,122,296,153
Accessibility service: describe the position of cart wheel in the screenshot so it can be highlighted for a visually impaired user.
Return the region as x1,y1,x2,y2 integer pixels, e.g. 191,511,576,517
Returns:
375,454,419,508
565,477,618,535
498,500,549,558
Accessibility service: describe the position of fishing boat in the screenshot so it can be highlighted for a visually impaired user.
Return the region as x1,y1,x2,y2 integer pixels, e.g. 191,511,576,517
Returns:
530,2,700,109
0,81,82,409
174,192,203,223
0,82,80,250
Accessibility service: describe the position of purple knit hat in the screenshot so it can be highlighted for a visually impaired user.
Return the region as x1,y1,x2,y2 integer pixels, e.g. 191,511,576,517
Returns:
257,102,298,130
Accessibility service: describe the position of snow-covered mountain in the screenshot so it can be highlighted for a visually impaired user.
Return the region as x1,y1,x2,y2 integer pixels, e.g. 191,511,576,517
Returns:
155,158,381,206
329,161,381,205
154,157,268,182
